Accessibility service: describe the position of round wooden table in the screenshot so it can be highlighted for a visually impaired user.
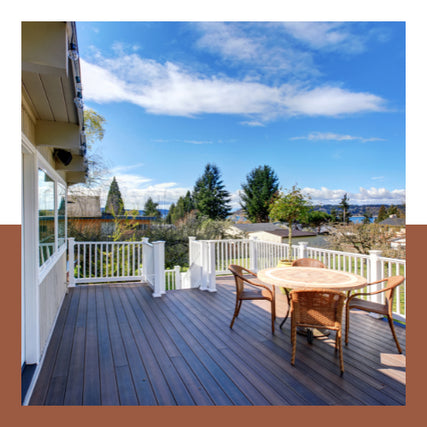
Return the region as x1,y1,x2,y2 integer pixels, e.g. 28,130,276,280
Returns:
258,266,367,291
257,266,368,334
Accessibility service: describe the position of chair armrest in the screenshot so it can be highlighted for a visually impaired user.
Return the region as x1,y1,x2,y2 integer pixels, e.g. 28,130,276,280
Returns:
348,282,400,300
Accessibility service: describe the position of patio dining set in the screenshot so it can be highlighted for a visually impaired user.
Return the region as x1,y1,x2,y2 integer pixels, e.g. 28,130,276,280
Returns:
228,259,405,376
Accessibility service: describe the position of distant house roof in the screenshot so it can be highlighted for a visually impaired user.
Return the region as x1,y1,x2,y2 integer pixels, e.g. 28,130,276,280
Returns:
232,223,280,232
379,217,405,226
267,229,317,238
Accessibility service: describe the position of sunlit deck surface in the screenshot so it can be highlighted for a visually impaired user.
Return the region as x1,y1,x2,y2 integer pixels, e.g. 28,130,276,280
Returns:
29,276,406,406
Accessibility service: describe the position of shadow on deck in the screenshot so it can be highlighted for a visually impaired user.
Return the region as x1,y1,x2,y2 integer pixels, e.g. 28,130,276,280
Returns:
28,276,406,406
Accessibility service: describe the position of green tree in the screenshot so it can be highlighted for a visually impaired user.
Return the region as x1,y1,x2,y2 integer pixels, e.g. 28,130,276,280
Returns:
330,207,339,222
376,205,388,223
143,197,162,220
269,185,312,255
84,108,106,149
339,193,351,223
83,108,108,187
193,163,231,220
166,203,176,224
240,165,279,223
307,210,333,232
104,177,125,216
362,209,373,224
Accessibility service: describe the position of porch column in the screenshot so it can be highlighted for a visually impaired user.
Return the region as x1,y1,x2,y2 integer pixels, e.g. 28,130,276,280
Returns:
206,240,217,292
141,237,149,282
152,241,165,297
199,240,217,292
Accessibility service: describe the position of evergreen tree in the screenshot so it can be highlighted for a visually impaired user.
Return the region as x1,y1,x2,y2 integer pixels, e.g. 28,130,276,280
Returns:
362,209,373,224
307,210,333,232
193,163,231,220
104,177,125,215
166,203,176,224
338,193,350,223
240,165,279,223
183,191,194,213
376,205,388,223
330,207,339,222
143,197,161,220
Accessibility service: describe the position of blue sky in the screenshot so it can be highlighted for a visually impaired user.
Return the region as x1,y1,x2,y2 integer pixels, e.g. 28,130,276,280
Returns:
75,21,405,212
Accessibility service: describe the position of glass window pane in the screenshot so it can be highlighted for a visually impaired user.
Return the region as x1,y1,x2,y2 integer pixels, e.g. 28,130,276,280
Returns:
57,183,66,247
38,169,55,266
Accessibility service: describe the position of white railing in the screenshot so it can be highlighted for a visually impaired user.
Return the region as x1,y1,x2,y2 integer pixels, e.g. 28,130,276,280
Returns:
142,239,165,297
191,237,406,321
67,236,406,318
69,238,144,284
68,237,166,297
165,266,182,290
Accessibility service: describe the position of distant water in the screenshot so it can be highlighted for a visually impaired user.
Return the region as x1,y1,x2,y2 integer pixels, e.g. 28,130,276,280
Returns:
350,216,373,223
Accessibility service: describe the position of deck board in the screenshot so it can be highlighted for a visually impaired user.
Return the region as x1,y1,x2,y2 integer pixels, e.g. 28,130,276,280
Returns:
29,277,406,406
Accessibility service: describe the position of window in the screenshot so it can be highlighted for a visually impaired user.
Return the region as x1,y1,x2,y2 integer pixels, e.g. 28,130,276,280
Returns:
38,169,55,266
57,183,66,248
38,169,67,267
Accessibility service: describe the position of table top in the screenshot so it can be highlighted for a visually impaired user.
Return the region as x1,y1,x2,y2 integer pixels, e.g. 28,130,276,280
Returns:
257,266,367,291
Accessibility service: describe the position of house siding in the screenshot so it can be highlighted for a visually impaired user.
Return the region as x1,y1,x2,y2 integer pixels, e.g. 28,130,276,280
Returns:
38,252,67,355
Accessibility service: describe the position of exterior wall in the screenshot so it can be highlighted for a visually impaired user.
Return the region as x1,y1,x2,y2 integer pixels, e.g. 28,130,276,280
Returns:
21,91,70,364
38,251,68,354
21,94,67,180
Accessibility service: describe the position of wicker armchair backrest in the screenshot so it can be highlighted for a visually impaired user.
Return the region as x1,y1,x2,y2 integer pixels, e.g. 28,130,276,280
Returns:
290,289,346,329
291,258,326,268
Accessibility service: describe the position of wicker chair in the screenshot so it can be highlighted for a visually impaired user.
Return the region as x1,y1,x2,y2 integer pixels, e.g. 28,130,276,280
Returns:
279,258,326,329
290,289,346,374
291,258,326,268
345,275,405,353
228,264,276,333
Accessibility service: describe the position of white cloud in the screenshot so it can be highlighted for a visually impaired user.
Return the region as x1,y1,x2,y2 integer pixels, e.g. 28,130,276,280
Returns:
283,86,386,116
194,22,315,77
302,186,405,205
183,140,213,145
110,173,190,210
291,132,385,143
80,56,387,120
281,22,366,53
240,120,265,127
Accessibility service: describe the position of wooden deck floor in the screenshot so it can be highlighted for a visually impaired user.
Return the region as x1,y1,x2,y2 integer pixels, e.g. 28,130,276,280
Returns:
29,277,406,406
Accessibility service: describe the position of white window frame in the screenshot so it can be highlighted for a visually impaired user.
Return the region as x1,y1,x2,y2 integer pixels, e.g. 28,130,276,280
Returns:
37,151,67,282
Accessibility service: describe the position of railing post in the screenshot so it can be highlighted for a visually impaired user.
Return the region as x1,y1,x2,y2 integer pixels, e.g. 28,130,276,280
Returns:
368,250,383,306
199,241,208,291
174,266,181,290
141,237,149,282
249,236,258,272
152,241,165,297
298,241,308,260
68,237,75,287
207,240,217,292
188,236,196,266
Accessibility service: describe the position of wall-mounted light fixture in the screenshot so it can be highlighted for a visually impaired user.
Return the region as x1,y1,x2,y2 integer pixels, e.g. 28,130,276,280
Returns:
53,149,73,166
